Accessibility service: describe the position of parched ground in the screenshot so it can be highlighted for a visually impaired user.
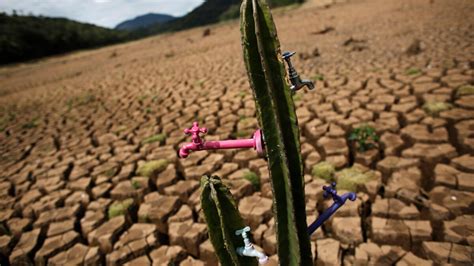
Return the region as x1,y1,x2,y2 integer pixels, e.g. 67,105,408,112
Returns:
0,0,473,265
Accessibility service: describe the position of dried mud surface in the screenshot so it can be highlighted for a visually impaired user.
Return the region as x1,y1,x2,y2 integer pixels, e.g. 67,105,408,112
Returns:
0,0,473,265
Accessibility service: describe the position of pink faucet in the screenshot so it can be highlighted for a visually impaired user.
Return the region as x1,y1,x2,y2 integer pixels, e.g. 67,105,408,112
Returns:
178,121,265,158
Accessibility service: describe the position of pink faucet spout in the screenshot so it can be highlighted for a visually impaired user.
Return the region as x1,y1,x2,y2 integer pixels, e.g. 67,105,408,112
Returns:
178,122,264,158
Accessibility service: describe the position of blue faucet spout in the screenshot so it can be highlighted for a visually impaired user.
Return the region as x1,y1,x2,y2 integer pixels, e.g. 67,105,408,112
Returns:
307,183,356,236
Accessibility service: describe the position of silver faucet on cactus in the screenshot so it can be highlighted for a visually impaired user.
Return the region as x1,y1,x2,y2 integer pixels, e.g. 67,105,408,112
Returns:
282,51,315,92
235,226,269,265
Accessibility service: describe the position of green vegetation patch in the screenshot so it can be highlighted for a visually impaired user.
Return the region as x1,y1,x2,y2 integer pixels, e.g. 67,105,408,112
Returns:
136,159,168,178
336,165,376,191
311,161,335,181
313,74,325,81
0,13,129,64
456,85,474,97
108,198,134,219
348,124,379,152
142,133,166,145
219,4,240,21
22,117,40,129
243,171,261,191
131,180,141,190
422,102,452,116
405,67,422,76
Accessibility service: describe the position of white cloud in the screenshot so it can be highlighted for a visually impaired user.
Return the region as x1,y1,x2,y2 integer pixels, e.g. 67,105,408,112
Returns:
0,0,204,28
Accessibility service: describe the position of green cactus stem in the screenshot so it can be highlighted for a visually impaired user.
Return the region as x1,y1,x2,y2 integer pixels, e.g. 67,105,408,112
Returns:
240,0,312,264
200,176,258,265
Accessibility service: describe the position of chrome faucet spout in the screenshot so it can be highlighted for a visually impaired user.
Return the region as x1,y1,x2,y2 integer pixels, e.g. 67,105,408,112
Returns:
282,51,315,92
235,226,269,265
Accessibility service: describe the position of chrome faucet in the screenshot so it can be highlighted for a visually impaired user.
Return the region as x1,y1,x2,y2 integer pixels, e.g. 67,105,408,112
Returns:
282,51,315,92
235,226,269,264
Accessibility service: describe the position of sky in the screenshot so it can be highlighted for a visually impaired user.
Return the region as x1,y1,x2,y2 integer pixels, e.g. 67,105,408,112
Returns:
0,0,204,28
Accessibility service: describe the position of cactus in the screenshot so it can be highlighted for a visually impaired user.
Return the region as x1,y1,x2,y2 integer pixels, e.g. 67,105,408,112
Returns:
200,0,320,264
240,0,312,264
200,176,258,265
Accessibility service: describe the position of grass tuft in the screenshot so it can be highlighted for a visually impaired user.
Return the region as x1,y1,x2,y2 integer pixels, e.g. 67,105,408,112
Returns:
311,161,335,181
142,133,166,145
108,198,134,219
243,171,260,191
422,102,452,116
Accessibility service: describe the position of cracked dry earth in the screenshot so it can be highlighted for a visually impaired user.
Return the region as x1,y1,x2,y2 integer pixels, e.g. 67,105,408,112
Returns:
0,0,473,265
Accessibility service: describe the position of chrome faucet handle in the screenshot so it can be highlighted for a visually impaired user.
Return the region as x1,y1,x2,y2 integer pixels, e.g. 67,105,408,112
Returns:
183,121,207,145
235,226,251,236
235,226,252,247
282,51,315,92
282,51,296,65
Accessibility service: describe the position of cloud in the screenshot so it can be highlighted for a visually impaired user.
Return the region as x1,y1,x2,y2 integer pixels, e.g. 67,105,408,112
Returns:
0,0,204,28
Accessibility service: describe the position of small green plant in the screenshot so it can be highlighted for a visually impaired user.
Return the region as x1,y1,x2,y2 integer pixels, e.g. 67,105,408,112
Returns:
311,161,335,181
348,124,379,152
114,125,127,134
142,133,166,145
242,171,260,191
66,98,74,111
195,79,205,87
456,85,474,97
78,93,96,106
131,180,141,190
313,73,325,81
108,198,134,219
138,95,148,101
137,159,168,178
22,117,40,129
405,67,421,76
422,102,452,116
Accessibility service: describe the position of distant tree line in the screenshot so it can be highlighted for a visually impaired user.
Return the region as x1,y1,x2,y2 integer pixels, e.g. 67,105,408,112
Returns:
0,0,304,65
0,12,130,64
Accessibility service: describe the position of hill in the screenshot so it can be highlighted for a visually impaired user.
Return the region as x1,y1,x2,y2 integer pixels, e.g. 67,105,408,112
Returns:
0,13,129,65
140,0,304,35
115,13,176,31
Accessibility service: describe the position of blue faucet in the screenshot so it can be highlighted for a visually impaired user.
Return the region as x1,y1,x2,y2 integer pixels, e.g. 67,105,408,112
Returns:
307,182,357,235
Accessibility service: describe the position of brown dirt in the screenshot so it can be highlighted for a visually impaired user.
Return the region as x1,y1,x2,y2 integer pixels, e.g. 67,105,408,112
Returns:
0,0,473,264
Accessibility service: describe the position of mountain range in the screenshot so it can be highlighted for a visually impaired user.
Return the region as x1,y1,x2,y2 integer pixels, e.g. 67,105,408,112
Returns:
115,13,176,31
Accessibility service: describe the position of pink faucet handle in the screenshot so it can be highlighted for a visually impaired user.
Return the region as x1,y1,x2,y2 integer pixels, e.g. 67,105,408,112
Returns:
184,121,207,145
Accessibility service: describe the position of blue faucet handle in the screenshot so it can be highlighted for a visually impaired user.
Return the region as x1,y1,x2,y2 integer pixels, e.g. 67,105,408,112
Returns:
322,182,337,199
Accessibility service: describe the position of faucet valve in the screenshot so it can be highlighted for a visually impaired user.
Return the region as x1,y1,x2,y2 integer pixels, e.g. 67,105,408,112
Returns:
307,182,357,235
183,121,207,146
282,51,315,92
323,182,341,203
235,226,269,264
